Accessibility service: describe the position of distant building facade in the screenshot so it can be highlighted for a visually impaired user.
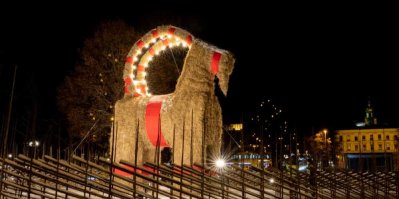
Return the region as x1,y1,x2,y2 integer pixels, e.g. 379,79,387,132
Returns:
335,99,399,171
335,128,399,171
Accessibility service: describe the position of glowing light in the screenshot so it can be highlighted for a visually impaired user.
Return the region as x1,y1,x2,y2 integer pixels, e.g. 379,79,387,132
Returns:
28,140,40,147
269,178,275,183
215,159,226,168
298,165,308,171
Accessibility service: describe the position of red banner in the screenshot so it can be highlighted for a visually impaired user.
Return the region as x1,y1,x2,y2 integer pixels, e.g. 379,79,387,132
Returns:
145,95,169,147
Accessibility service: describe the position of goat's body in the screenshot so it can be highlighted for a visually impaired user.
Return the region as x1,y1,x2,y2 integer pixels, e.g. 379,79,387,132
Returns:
114,90,222,167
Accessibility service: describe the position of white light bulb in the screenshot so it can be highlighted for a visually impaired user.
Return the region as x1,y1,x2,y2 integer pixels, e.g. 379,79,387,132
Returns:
215,159,226,168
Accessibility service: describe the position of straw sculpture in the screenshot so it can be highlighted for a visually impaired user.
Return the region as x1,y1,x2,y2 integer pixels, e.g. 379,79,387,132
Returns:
111,25,235,171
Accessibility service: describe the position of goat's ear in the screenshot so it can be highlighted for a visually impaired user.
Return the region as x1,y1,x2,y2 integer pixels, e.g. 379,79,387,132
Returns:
216,52,235,96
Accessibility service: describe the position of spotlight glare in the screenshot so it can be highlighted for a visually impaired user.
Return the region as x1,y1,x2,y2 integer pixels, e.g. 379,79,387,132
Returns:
215,159,226,168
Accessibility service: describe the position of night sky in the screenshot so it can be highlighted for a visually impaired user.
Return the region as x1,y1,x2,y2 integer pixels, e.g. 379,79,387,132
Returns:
1,3,397,139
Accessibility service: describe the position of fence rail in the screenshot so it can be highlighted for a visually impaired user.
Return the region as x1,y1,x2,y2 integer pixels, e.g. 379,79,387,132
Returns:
1,153,398,198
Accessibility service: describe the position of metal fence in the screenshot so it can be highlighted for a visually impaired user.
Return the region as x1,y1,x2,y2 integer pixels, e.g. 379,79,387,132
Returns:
1,152,399,198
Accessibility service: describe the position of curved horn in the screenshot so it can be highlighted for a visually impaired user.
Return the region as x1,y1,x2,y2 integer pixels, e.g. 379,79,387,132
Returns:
123,25,194,97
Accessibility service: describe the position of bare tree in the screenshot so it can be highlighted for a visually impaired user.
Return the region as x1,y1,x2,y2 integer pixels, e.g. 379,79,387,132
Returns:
305,130,332,170
58,20,186,155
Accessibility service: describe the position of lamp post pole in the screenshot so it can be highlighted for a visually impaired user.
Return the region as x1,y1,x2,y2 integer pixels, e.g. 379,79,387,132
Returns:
323,129,328,169
323,130,327,147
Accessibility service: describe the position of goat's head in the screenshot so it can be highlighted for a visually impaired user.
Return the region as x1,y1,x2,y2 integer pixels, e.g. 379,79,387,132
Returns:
214,50,235,96
191,39,235,96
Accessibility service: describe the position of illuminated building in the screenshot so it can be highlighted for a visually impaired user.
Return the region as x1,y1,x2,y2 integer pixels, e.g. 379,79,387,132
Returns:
335,99,399,171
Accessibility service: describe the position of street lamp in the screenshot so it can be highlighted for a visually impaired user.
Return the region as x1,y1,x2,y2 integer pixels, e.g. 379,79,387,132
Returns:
28,140,40,158
323,129,328,147
28,140,40,147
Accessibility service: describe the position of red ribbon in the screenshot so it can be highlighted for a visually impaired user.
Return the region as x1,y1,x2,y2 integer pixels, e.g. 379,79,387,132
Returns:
149,48,155,56
113,165,153,176
137,65,145,72
145,95,169,147
123,78,132,94
162,39,169,46
124,86,130,94
125,56,133,64
168,27,176,35
136,40,145,49
151,29,159,38
186,35,193,45
124,77,132,85
211,52,221,75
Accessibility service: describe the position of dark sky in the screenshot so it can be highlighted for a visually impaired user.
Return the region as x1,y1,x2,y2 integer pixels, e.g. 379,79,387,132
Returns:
1,3,397,137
